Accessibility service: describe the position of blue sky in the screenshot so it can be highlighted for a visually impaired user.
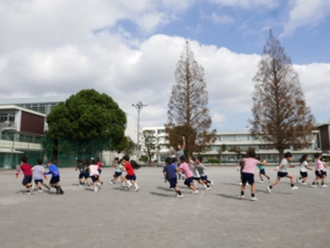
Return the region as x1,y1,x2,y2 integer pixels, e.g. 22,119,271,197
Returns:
0,0,329,131
119,1,330,64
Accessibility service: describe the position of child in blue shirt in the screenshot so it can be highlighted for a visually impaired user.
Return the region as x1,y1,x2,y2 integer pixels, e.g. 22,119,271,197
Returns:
45,160,64,195
163,157,183,198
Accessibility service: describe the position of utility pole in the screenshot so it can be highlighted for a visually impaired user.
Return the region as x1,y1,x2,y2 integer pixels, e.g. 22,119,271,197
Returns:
132,101,147,160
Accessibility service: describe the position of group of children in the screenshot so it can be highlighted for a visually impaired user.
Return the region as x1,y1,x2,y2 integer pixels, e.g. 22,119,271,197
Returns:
15,148,328,201
238,151,328,201
162,155,214,198
16,157,64,195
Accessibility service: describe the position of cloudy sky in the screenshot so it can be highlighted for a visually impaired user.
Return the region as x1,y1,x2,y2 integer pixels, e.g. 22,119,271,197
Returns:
0,0,329,131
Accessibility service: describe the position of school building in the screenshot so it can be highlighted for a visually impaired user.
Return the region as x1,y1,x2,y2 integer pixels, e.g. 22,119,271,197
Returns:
141,126,321,164
0,105,47,169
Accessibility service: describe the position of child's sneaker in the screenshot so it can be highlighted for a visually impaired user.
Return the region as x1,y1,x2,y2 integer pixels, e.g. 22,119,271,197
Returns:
251,197,258,201
94,187,98,193
321,184,328,188
267,186,272,194
177,194,183,198
291,186,299,190
38,189,43,193
192,190,199,194
109,179,113,185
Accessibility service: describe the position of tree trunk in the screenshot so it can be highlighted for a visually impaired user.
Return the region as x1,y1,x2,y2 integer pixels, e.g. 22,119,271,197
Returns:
278,149,284,162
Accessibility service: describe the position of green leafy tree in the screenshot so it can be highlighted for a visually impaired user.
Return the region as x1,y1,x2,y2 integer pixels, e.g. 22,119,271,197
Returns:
117,136,136,157
46,89,127,154
142,130,160,164
139,155,149,163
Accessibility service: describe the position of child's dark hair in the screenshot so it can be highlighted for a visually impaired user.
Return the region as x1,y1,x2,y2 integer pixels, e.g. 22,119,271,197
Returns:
21,156,28,163
247,150,256,158
130,160,141,169
114,157,119,162
196,156,203,163
172,157,178,163
47,159,53,164
91,159,96,164
255,156,261,161
179,155,185,162
191,156,196,162
241,154,247,159
77,159,83,163
37,158,43,165
85,158,91,166
314,153,322,159
119,159,123,164
284,152,292,158
165,157,172,165
123,155,130,161
299,154,308,163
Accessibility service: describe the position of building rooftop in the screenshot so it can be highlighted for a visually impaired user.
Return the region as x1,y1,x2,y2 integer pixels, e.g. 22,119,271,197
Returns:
0,105,46,117
0,96,68,105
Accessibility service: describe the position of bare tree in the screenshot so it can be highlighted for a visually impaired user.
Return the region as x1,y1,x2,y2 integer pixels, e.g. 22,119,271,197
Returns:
167,41,216,156
142,130,160,164
250,30,314,160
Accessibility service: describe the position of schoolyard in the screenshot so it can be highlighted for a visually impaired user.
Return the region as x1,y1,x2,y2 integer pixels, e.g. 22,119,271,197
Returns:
0,166,329,248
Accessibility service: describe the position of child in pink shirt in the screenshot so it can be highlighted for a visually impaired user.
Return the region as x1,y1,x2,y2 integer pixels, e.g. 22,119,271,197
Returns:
240,151,268,201
178,156,198,194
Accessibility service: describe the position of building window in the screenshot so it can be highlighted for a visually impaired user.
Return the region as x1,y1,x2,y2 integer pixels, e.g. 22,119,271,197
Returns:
8,113,15,122
236,135,249,141
222,135,236,142
0,113,8,123
157,129,165,135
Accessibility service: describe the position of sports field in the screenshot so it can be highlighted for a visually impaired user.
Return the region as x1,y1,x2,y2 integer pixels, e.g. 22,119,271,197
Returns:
0,167,329,248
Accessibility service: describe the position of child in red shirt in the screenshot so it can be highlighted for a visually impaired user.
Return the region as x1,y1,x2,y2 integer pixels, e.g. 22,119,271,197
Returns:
122,155,139,192
15,156,34,195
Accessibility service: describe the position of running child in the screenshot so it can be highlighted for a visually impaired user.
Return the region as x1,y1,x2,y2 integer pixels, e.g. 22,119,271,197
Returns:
122,155,139,192
15,156,34,195
96,157,104,186
76,159,89,186
163,157,183,198
31,159,50,192
195,156,214,188
312,153,328,188
267,152,298,194
237,155,248,186
178,155,198,194
240,151,268,201
297,154,312,185
190,157,209,190
44,160,64,195
256,156,270,183
89,159,102,192
109,157,123,185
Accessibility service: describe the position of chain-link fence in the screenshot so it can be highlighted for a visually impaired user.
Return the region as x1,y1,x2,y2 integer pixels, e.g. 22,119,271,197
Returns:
0,131,109,169
0,131,53,169
56,138,109,167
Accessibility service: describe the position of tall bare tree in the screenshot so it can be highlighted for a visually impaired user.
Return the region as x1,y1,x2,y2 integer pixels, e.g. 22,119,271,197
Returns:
167,41,216,156
250,30,314,160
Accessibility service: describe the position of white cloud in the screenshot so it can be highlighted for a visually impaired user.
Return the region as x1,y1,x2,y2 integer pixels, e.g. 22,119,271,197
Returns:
209,0,279,9
0,0,329,130
211,13,234,24
282,0,330,36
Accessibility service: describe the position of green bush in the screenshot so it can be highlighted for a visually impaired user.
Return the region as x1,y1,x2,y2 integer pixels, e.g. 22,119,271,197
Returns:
207,158,220,164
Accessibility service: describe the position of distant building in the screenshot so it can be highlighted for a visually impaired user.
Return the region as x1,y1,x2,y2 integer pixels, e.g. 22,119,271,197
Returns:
142,126,319,163
0,96,67,115
0,105,47,169
316,122,330,156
